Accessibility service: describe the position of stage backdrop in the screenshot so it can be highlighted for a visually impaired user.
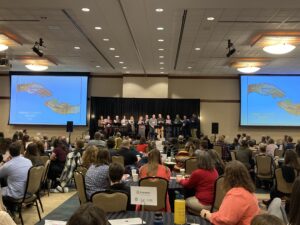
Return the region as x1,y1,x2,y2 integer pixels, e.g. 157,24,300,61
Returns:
89,97,200,136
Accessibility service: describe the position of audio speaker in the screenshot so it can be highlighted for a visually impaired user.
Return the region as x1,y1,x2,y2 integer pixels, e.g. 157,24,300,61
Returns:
211,122,219,134
66,121,73,133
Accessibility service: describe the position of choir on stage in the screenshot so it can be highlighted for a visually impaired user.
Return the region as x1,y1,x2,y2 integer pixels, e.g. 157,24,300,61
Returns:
97,114,200,140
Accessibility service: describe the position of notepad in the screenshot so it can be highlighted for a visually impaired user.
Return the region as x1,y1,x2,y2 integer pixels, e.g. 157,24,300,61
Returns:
44,220,67,225
108,217,145,225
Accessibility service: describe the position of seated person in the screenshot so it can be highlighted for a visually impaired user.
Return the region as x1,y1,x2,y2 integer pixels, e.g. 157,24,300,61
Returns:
0,142,32,213
85,149,110,199
236,140,253,170
136,137,148,154
88,132,106,148
118,140,137,167
67,203,107,225
81,145,98,169
266,139,278,157
108,163,134,210
251,214,284,225
24,143,43,166
107,138,118,159
0,191,16,225
114,132,122,150
177,151,218,214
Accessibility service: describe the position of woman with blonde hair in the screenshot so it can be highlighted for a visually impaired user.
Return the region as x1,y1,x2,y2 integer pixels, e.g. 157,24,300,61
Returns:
139,149,171,211
81,145,98,169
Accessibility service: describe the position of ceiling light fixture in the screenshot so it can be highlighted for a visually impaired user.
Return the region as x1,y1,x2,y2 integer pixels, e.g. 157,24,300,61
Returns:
160,62,164,64
158,39,164,42
81,8,90,12
122,66,127,69
0,44,8,52
94,26,102,30
114,55,120,58
160,67,164,69
155,8,164,12
158,48,164,51
25,64,48,71
119,61,124,64
74,46,80,50
157,27,164,31
109,47,115,51
207,17,215,21
188,66,192,69
96,65,101,68
237,66,261,73
194,47,201,51
159,56,164,58
263,43,296,55
103,38,110,41
160,72,164,74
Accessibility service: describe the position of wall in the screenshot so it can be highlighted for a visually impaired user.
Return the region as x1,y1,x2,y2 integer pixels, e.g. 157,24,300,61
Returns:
1,75,299,141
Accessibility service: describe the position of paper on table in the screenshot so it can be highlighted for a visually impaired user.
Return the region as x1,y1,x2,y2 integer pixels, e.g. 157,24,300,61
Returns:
44,220,67,225
108,217,144,225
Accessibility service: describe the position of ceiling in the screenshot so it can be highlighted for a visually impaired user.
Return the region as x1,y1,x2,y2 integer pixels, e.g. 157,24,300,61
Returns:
1,0,300,75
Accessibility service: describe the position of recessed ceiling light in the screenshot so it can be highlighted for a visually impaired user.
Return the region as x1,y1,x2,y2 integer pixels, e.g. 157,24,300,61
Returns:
159,62,164,65
114,55,120,58
207,17,215,21
158,39,164,42
194,47,201,51
109,47,115,51
103,38,110,41
156,27,164,31
74,46,80,50
263,43,296,55
160,67,164,69
94,26,102,30
122,66,127,69
96,65,101,68
155,8,164,12
125,71,130,74
159,56,164,58
237,66,261,73
25,64,48,71
188,66,192,69
160,72,164,74
158,48,164,51
0,44,8,52
119,61,124,64
81,8,90,12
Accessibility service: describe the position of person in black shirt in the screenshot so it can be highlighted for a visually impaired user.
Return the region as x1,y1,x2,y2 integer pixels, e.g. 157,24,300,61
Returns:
118,140,137,167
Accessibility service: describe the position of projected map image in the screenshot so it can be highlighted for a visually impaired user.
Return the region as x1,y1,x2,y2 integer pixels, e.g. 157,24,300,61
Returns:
10,75,88,125
241,75,300,126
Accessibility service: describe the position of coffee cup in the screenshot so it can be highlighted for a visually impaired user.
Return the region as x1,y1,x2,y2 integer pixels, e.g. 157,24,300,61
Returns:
180,169,185,175
131,169,137,175
132,173,139,182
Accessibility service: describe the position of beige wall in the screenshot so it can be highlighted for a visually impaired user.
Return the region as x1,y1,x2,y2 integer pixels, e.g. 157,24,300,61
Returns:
1,75,299,141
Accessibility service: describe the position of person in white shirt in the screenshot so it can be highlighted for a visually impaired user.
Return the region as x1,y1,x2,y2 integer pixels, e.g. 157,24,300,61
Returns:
266,139,278,157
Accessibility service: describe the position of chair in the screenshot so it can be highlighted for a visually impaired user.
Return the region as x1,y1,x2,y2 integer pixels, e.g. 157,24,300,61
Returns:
40,155,50,166
211,176,226,212
76,165,88,176
214,145,222,158
230,151,236,160
112,155,124,166
274,149,284,158
41,159,51,197
74,171,88,204
91,191,128,213
255,155,274,182
185,158,198,175
139,177,168,211
275,168,296,195
6,166,45,225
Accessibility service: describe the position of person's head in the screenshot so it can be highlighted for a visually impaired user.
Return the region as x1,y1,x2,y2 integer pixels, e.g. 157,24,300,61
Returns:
287,136,293,143
26,143,39,157
289,177,300,225
107,138,115,149
268,138,274,144
82,145,98,168
223,161,255,193
94,132,101,140
67,203,107,225
152,114,155,119
0,138,12,155
53,139,63,148
139,137,146,144
116,132,121,138
148,149,162,165
9,142,22,157
121,140,130,149
199,140,208,150
0,132,4,139
251,214,284,225
284,150,300,169
36,141,45,154
197,151,215,171
109,163,125,183
259,144,267,153
241,139,248,147
158,114,162,118
166,115,170,119
76,140,84,149
94,148,110,166
218,135,225,142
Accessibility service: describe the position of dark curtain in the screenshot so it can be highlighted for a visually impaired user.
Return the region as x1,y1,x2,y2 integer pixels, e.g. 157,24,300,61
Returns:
89,97,200,137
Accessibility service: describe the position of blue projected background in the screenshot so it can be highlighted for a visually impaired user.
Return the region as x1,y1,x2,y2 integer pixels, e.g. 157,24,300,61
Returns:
240,75,300,126
9,75,88,125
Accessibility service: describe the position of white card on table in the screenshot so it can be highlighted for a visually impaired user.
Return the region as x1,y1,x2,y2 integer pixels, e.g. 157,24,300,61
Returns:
108,217,144,225
44,220,67,225
130,186,157,206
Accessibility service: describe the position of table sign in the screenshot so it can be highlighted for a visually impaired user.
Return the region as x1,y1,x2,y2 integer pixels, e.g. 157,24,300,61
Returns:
108,218,144,225
45,220,66,225
130,186,157,206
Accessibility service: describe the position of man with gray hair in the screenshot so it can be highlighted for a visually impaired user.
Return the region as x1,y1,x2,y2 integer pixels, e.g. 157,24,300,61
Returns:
88,132,106,148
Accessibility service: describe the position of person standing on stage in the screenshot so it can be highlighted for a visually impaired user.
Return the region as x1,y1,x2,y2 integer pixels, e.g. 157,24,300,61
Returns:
137,116,146,138
121,115,128,136
145,114,150,139
157,114,165,140
149,114,157,140
173,114,182,138
182,115,191,139
190,114,199,138
128,116,135,138
165,115,172,140
104,116,112,138
113,115,120,135
98,115,105,132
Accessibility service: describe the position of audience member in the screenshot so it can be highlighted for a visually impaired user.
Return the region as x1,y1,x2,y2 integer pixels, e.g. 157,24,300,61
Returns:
177,151,218,214
251,214,284,225
136,137,148,154
215,135,230,161
114,132,122,149
0,191,16,225
88,132,106,148
236,140,253,170
208,149,225,175
82,145,98,169
85,149,110,199
66,203,107,225
106,137,118,158
266,139,278,157
200,161,259,225
24,143,43,166
75,139,85,156
35,141,47,156
288,177,300,225
118,140,137,167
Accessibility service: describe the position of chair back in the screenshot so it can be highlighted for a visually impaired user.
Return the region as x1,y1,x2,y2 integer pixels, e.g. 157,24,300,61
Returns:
230,151,236,160
112,156,124,166
185,158,198,175
76,166,88,176
274,149,284,158
214,145,222,158
91,192,128,213
40,155,50,166
256,155,273,179
74,171,88,204
139,177,168,211
25,166,45,200
211,176,226,212
275,168,296,194
41,160,51,185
